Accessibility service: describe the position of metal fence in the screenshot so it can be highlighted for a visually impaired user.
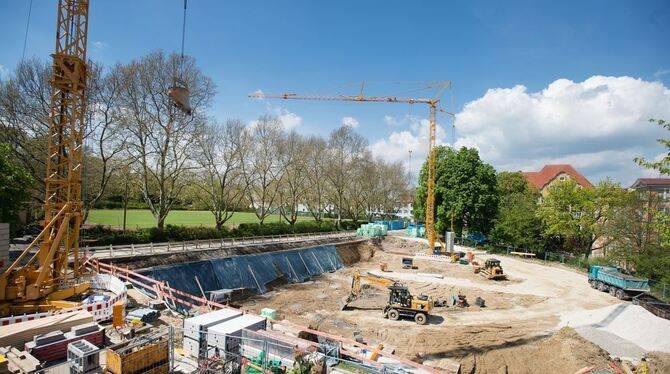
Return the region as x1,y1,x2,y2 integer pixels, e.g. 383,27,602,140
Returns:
468,238,670,302
83,231,357,259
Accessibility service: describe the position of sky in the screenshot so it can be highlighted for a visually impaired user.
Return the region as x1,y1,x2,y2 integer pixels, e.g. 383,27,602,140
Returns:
1,0,669,186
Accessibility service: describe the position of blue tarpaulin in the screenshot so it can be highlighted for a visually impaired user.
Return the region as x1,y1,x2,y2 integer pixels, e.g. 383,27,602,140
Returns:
135,245,343,299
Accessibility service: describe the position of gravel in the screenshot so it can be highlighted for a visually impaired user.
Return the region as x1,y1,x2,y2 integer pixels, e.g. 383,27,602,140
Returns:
558,303,670,354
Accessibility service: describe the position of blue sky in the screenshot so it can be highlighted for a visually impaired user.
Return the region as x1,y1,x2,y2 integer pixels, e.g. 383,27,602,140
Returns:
1,0,669,185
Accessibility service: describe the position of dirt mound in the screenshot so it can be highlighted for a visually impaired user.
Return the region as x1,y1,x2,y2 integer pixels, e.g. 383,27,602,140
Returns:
456,327,611,374
337,242,376,265
648,352,670,374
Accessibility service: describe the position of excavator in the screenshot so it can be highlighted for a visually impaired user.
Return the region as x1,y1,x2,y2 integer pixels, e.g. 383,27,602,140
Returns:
341,270,434,325
0,0,192,317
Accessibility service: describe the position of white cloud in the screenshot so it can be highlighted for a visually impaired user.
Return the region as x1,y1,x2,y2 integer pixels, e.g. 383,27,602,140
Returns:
454,76,670,185
384,115,400,126
341,116,359,129
654,68,670,79
91,41,108,50
369,116,448,182
0,64,8,79
276,107,302,130
249,103,302,130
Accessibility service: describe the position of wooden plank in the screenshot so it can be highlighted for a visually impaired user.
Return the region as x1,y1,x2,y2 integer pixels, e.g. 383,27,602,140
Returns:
0,311,93,350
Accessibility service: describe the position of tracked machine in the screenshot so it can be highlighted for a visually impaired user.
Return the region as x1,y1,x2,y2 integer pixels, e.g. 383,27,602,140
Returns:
477,258,508,280
341,271,433,325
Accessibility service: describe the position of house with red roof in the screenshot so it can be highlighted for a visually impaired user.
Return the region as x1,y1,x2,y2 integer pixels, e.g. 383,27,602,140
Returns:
522,164,593,197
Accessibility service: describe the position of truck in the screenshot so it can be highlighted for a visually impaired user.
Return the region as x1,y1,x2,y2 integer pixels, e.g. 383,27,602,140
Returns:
588,265,649,300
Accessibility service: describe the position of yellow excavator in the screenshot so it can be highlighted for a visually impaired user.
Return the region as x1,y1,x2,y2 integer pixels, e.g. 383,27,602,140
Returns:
342,270,434,325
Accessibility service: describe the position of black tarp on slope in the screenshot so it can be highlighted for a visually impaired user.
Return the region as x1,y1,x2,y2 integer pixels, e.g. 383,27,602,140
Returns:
134,244,343,308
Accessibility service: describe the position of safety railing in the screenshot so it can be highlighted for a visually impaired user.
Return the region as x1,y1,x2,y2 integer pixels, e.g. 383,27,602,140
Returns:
84,231,358,259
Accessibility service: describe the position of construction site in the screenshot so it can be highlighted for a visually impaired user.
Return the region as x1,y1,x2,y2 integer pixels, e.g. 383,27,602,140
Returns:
1,0,670,374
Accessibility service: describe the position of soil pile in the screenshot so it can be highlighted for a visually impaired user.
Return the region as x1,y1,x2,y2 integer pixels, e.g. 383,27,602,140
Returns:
455,327,611,374
337,242,376,265
648,352,670,374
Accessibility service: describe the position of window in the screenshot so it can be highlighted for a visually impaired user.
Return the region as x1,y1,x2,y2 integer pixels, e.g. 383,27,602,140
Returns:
559,176,566,181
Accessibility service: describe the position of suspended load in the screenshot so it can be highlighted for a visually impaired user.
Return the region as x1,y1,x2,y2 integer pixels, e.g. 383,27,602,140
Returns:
168,79,192,115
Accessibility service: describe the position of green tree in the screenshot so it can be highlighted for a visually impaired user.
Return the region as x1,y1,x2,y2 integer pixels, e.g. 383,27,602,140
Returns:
537,179,622,256
490,172,543,250
635,118,669,176
414,146,498,236
0,143,34,233
603,190,664,267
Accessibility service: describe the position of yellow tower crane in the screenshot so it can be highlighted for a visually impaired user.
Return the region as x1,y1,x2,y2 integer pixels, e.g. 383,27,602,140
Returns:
249,82,451,252
0,0,92,316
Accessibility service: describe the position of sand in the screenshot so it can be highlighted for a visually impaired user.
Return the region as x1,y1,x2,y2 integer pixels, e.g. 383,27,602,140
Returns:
234,235,660,371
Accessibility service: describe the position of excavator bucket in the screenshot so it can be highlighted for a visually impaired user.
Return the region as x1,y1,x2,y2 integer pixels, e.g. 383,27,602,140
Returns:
339,294,353,310
168,81,193,115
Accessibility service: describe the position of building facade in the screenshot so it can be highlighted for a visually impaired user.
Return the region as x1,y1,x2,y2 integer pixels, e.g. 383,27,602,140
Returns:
630,178,670,214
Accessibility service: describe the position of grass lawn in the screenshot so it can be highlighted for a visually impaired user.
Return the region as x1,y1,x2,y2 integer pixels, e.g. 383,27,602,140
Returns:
86,209,316,229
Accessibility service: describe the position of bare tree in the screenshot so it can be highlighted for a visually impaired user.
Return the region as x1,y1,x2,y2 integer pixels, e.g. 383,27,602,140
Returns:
195,119,248,230
119,51,215,232
377,161,409,219
242,116,285,224
325,126,368,227
0,59,53,203
0,59,126,225
81,63,126,223
278,131,309,225
303,136,328,221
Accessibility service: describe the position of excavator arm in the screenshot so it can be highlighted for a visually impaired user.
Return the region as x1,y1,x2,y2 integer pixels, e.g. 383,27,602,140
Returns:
340,270,395,309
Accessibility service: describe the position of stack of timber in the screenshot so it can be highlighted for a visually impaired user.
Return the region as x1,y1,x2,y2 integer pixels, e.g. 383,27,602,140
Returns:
0,311,93,350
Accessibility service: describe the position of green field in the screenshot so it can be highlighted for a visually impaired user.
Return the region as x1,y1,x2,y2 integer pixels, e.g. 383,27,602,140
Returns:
86,209,315,228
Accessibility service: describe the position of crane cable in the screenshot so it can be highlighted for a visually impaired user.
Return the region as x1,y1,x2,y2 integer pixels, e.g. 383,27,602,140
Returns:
179,0,188,79
21,0,34,60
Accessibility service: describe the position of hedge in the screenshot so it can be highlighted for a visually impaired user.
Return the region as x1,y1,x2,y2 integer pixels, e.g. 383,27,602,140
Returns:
81,220,347,246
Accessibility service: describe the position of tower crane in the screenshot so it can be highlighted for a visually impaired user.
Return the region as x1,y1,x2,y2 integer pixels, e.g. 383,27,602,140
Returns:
0,0,92,316
249,82,451,252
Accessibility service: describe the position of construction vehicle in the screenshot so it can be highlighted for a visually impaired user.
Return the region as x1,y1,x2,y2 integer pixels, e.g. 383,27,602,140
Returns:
478,258,507,280
342,270,433,325
588,265,649,300
0,0,93,316
249,82,452,255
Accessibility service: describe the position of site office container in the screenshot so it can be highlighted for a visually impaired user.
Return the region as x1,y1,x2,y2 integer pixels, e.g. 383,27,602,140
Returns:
206,314,267,359
182,309,243,358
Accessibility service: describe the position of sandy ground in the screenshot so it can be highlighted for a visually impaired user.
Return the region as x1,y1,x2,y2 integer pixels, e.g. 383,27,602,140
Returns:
120,235,669,373
235,236,665,372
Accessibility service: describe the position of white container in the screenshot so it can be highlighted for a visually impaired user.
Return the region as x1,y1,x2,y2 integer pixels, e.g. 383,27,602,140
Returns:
207,314,267,356
183,309,242,358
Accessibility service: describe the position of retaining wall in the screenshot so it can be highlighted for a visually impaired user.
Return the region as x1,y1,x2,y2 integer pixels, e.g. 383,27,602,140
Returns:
136,244,344,299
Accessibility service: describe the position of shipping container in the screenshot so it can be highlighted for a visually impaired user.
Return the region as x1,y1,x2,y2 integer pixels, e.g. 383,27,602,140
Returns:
207,314,266,358
182,309,242,358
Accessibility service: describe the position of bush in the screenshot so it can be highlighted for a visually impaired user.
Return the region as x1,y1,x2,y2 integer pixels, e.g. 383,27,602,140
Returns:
81,220,341,246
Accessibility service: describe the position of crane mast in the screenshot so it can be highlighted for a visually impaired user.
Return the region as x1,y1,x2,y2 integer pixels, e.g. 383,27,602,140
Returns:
249,82,450,251
0,0,91,315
